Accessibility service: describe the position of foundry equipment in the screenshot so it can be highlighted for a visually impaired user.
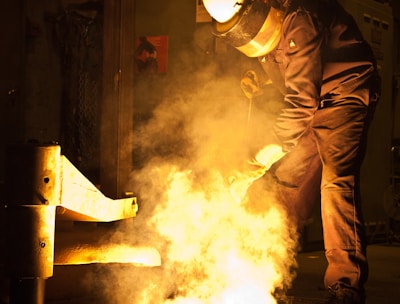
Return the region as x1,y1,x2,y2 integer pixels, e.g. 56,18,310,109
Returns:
3,143,160,304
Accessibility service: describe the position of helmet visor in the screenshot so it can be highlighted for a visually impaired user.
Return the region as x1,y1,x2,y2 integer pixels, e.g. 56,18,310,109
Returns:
211,0,283,57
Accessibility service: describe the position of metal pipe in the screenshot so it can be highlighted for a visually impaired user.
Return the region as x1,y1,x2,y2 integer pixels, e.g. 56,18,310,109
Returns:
4,143,59,304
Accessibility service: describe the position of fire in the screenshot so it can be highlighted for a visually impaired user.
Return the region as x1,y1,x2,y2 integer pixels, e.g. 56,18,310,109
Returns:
151,167,299,304
121,55,297,303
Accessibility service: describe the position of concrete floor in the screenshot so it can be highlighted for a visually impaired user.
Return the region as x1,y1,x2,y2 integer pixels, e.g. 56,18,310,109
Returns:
287,243,400,304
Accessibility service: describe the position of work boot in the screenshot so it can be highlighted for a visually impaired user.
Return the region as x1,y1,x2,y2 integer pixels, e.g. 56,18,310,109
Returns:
326,282,365,304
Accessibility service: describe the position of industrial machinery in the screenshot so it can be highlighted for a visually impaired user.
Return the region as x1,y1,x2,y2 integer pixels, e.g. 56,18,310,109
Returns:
2,143,160,304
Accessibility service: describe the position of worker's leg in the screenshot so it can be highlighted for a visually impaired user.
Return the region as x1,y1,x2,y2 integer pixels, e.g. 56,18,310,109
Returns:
313,103,369,294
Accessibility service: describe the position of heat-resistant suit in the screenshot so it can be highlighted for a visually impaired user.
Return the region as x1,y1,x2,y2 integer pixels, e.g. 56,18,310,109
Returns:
254,0,380,297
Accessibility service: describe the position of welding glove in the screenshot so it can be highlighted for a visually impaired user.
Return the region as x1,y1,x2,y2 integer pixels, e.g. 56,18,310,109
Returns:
228,144,286,203
254,144,286,171
240,69,264,100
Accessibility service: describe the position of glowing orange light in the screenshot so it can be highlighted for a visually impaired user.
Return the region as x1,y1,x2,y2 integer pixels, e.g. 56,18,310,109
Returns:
151,167,298,303
54,243,161,266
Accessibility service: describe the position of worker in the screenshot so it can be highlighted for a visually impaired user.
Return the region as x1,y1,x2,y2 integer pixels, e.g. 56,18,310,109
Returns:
202,0,381,303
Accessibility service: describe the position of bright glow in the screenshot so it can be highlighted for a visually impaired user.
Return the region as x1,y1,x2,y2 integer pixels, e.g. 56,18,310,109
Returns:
60,156,137,221
104,71,299,303
54,243,161,266
203,0,244,23
151,167,299,303
255,144,286,170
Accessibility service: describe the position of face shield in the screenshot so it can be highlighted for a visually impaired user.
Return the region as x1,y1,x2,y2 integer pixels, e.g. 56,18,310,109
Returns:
203,0,283,57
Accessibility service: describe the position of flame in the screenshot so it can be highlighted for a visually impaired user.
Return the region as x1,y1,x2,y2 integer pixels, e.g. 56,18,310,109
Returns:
151,167,298,304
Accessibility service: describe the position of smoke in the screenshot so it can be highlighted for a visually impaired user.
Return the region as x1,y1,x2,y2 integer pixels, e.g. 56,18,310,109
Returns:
93,43,299,303
153,169,299,304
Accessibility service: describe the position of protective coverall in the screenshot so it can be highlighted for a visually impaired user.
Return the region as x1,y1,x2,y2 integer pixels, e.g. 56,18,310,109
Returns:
248,0,380,300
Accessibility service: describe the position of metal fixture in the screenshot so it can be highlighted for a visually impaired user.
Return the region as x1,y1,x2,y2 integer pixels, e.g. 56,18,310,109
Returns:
3,143,160,304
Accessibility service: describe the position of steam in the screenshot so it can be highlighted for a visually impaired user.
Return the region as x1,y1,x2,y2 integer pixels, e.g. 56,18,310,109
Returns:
95,48,298,303
156,169,298,304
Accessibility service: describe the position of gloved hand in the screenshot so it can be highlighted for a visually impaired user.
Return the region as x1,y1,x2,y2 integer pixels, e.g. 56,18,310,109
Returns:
240,70,264,100
254,144,286,171
228,144,286,203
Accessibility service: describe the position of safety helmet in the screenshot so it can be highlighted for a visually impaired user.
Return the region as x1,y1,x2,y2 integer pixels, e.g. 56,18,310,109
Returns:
203,0,283,57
